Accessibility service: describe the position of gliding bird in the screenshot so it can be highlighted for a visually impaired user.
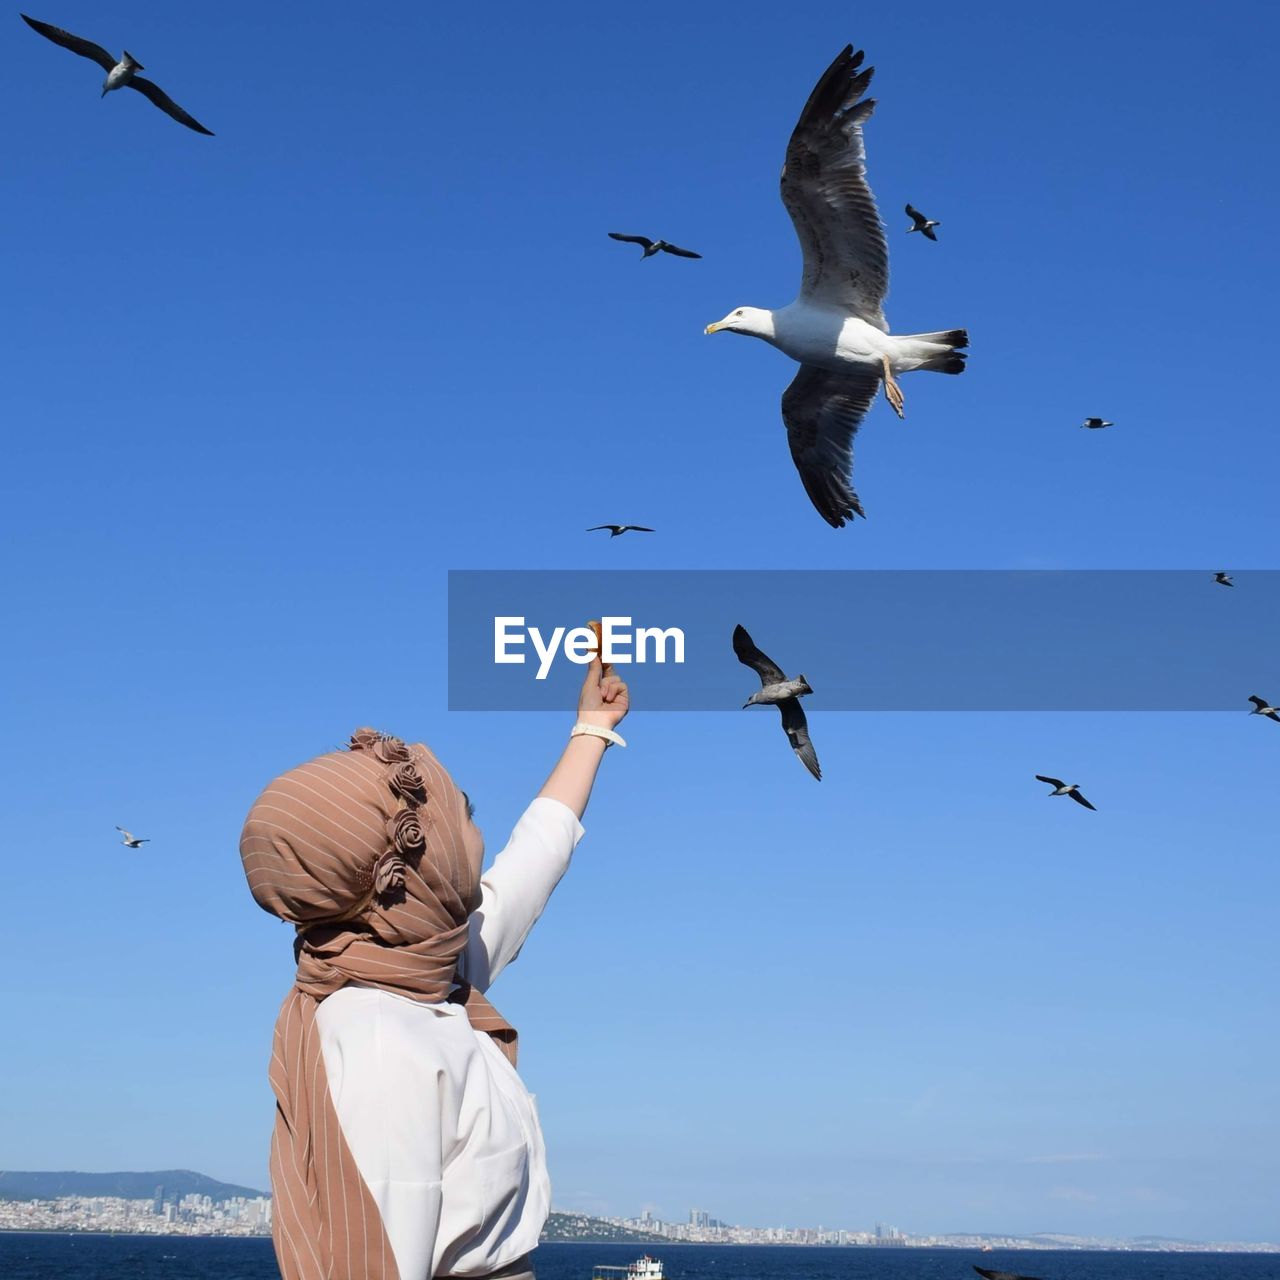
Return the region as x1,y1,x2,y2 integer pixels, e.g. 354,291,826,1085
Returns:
733,624,821,781
1248,695,1280,722
608,233,701,259
904,203,940,240
1035,775,1096,811
21,14,214,135
705,46,967,527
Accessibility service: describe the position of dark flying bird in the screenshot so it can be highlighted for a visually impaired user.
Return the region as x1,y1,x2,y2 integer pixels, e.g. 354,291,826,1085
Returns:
116,826,150,848
21,14,214,135
733,624,820,780
1080,417,1113,429
1214,571,1234,587
904,203,940,240
608,233,702,259
1248,695,1280,722
1035,775,1096,811
973,1267,1043,1280
705,46,968,528
586,524,655,537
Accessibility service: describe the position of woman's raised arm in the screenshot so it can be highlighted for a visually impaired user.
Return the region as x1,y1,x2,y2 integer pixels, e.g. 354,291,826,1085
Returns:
460,658,630,990
537,657,630,818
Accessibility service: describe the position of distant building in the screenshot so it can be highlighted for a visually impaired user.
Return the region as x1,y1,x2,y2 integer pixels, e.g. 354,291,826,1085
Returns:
153,1185,164,1216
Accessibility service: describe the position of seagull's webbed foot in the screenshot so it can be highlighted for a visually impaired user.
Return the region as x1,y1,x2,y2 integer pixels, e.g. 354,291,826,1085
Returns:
881,355,905,419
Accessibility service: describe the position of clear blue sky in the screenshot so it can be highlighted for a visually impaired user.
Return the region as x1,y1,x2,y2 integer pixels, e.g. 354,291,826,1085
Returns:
2,0,1278,1245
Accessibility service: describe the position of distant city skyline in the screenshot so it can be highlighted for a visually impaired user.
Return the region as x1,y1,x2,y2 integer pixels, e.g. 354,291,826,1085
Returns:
589,1207,1277,1253
6,1191,1273,1254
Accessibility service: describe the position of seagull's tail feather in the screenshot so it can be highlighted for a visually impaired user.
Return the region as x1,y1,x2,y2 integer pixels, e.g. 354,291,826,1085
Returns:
904,328,968,374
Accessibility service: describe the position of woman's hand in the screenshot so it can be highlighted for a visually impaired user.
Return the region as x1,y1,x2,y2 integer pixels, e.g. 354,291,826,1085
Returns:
577,657,629,730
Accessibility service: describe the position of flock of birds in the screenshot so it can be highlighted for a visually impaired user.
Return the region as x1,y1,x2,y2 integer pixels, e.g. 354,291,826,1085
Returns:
594,41,1149,530
15,9,1123,543
586,47,1273,787
20,14,1267,813
731,567,1276,784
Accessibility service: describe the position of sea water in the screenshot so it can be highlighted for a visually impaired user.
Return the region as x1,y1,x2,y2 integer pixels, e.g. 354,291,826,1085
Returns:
0,1236,1276,1280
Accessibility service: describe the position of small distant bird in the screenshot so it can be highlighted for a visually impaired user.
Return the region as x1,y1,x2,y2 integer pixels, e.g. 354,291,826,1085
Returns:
904,203,940,240
608,233,701,259
586,524,655,537
733,624,820,781
1214,571,1234,587
1035,775,1096,810
1080,417,1113,429
974,1267,1042,1280
21,14,214,135
1248,695,1280,722
116,826,150,848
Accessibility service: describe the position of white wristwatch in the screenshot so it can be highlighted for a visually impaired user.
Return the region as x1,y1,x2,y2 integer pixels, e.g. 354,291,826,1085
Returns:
570,721,627,749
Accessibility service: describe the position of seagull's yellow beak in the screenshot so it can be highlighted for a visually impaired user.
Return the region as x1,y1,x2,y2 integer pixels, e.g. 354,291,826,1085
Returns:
704,322,722,335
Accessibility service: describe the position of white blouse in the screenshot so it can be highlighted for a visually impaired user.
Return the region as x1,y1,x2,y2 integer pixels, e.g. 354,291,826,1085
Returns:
315,797,583,1280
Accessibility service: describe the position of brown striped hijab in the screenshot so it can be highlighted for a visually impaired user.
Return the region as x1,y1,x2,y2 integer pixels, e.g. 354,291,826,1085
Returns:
240,729,515,1280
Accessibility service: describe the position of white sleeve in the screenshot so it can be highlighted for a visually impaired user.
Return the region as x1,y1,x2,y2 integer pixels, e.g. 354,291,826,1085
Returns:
459,796,584,993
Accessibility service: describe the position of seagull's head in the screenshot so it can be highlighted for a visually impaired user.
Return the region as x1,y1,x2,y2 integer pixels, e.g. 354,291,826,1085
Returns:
705,306,774,339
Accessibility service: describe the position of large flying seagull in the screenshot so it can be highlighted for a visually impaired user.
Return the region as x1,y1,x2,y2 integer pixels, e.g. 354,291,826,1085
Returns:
22,14,214,135
706,46,967,527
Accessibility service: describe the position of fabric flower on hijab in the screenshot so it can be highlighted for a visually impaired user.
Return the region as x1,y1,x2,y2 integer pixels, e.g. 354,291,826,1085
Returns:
372,735,411,765
388,760,428,805
388,806,428,859
372,849,407,901
348,727,381,752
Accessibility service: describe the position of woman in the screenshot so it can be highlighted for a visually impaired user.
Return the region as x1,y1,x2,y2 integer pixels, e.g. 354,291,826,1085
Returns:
240,656,629,1280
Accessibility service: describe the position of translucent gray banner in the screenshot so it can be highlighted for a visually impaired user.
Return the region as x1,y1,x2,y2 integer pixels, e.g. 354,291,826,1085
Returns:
446,570,1278,711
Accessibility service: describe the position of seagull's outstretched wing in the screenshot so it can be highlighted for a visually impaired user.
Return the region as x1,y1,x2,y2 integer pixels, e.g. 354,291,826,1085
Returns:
587,525,621,533
1248,695,1269,711
127,76,214,134
1035,775,1066,789
608,233,654,250
623,525,655,532
659,243,702,258
733,624,786,687
781,45,889,329
21,14,116,71
781,363,876,527
116,825,133,840
1068,789,1096,811
974,1267,1043,1280
780,699,821,780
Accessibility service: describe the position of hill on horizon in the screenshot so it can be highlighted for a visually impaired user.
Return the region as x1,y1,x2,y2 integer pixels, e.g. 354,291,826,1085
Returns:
542,1211,665,1243
0,1170,268,1202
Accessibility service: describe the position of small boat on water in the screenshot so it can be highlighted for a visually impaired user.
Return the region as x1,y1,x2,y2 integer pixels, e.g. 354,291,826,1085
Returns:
592,1257,664,1280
